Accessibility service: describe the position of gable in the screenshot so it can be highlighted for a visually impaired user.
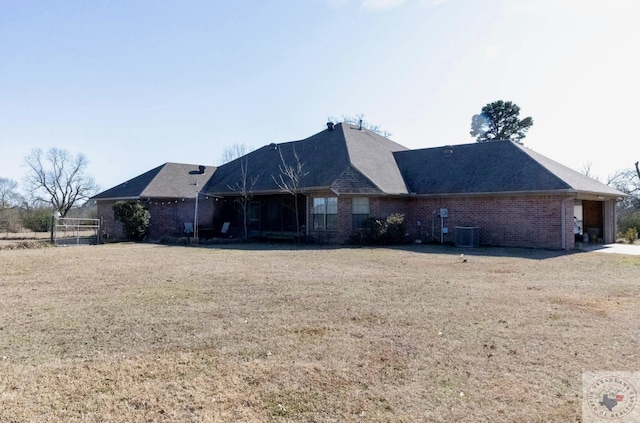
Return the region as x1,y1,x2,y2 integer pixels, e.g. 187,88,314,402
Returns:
331,165,382,194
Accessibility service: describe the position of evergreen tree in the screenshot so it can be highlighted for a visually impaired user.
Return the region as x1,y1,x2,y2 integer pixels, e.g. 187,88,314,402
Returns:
470,100,533,144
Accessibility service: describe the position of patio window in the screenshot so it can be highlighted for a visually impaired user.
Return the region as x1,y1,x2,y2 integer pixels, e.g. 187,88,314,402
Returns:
352,197,370,229
312,197,337,230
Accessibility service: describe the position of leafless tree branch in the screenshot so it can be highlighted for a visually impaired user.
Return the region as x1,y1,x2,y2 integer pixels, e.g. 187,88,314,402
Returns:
23,148,99,216
228,158,259,240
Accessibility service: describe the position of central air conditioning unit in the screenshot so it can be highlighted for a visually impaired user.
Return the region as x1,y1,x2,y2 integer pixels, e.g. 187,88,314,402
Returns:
455,226,480,247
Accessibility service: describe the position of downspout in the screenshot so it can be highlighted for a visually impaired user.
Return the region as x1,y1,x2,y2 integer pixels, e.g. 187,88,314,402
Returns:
561,198,566,250
194,192,199,239
305,194,310,237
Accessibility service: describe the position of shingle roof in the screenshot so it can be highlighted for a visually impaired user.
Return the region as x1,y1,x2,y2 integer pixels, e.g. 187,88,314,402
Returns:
201,123,410,196
95,129,624,202
394,141,624,197
92,162,216,200
341,124,409,194
515,144,624,197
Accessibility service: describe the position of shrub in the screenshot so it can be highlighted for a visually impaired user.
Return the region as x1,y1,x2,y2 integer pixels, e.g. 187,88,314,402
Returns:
362,213,407,245
618,211,640,241
113,201,150,241
624,227,638,244
20,206,54,232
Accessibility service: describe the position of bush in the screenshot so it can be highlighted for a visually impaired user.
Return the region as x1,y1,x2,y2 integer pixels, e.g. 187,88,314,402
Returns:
113,201,150,241
624,227,638,244
618,211,640,240
362,213,407,245
20,206,55,232
0,208,22,233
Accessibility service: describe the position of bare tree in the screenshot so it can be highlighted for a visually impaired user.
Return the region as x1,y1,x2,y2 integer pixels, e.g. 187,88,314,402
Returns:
0,177,22,209
635,161,640,180
328,114,393,138
581,161,595,179
605,168,630,186
227,157,259,240
605,167,640,211
23,148,99,217
272,146,308,241
219,143,252,165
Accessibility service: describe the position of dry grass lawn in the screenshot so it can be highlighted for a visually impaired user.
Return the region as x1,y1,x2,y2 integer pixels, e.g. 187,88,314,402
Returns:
1,243,639,422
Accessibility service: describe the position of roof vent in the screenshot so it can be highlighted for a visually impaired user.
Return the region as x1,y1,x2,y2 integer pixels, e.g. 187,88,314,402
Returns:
327,122,335,131
359,119,363,131
269,143,278,151
443,145,453,157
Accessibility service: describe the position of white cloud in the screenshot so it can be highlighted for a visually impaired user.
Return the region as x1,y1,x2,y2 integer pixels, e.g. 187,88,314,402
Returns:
360,0,407,11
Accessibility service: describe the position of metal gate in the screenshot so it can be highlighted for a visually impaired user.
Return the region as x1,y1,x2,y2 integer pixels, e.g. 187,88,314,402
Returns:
52,217,101,246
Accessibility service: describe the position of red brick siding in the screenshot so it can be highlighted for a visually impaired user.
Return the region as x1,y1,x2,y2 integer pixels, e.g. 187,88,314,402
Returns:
96,198,215,241
407,195,573,249
307,193,411,244
99,192,578,249
97,201,121,240
307,193,574,248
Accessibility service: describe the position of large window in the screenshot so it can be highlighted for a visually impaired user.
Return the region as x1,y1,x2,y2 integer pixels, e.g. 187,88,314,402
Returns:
352,197,370,229
313,197,337,230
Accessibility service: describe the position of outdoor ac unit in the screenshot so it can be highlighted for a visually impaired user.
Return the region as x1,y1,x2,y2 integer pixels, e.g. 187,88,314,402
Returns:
455,226,480,247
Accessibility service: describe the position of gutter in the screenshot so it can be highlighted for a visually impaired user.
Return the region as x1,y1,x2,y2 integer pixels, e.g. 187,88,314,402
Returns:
402,189,580,199
92,196,141,202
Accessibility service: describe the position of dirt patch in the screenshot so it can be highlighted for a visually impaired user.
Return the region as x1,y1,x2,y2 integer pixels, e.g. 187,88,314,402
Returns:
1,243,639,422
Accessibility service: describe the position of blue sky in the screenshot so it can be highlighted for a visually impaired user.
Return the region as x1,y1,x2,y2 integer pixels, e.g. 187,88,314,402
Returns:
1,0,638,193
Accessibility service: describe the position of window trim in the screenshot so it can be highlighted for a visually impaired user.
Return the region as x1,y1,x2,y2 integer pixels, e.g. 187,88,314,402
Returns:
312,197,338,231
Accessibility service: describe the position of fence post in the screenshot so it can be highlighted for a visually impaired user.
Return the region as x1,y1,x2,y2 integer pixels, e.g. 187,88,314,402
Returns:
50,211,61,244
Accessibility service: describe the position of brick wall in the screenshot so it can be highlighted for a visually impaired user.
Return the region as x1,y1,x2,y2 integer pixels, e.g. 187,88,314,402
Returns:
99,193,579,249
306,192,575,248
97,200,121,241
97,198,215,241
307,193,411,244
406,195,573,249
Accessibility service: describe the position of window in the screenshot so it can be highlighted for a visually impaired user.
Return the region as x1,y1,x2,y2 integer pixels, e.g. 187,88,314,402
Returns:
352,197,370,229
249,201,260,231
313,197,337,230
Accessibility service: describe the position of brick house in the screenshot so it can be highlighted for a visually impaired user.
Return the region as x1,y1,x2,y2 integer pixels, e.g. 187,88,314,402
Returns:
94,122,624,249
200,122,624,249
92,163,216,240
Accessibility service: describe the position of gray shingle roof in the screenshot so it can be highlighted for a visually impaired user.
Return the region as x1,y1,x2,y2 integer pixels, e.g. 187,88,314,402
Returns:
95,129,624,202
394,141,624,197
92,162,216,200
342,124,409,194
515,144,624,197
201,123,409,196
